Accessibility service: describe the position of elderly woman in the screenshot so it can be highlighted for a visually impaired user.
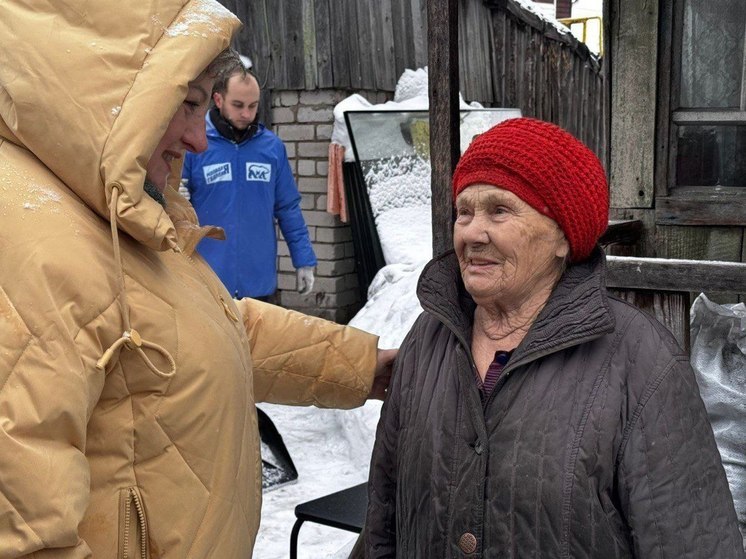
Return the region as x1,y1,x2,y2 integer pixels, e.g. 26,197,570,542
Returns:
364,118,744,558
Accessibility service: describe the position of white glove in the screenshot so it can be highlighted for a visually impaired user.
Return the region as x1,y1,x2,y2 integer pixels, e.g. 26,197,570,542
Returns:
297,267,315,295
178,178,190,201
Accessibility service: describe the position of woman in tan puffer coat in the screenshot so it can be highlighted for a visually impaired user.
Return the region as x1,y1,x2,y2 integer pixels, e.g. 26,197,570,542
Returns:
0,1,388,557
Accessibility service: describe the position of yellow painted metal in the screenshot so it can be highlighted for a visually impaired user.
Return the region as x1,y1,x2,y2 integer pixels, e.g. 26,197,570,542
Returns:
558,16,603,56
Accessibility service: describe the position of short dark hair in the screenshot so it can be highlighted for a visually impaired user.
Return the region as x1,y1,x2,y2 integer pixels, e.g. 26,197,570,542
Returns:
210,51,258,96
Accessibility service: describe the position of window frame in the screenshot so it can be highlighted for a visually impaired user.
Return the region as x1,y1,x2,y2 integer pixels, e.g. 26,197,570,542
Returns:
655,0,746,226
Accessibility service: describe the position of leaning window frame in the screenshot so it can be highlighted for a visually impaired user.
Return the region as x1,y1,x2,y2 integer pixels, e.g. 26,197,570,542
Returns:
655,0,746,227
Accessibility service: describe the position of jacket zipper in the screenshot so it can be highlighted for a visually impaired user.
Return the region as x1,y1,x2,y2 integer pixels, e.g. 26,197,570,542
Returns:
120,487,149,559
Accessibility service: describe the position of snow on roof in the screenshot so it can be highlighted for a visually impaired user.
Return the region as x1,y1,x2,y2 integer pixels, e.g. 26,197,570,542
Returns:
512,0,572,37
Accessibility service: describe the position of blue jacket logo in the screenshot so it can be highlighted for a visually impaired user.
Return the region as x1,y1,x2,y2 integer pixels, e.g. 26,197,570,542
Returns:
246,162,272,182
203,162,232,184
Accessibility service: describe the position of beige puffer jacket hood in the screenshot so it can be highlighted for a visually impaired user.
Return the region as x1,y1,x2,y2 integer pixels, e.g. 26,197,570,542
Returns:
0,1,377,558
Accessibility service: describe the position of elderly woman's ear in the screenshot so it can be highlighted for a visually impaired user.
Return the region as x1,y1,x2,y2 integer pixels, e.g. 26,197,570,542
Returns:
555,231,569,259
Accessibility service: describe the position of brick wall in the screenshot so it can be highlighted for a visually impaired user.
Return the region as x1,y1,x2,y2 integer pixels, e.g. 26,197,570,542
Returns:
271,88,391,323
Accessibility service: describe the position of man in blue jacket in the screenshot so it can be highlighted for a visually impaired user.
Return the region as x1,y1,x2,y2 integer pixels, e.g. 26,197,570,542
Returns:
182,63,316,301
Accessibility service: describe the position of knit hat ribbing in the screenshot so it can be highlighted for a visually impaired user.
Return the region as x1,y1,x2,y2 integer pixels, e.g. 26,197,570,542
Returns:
452,117,609,262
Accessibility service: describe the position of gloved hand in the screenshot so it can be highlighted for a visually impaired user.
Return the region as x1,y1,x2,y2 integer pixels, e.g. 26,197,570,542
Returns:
178,178,191,201
296,267,315,295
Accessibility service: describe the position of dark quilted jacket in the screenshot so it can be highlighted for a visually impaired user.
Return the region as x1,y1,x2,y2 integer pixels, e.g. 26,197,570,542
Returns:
366,249,744,558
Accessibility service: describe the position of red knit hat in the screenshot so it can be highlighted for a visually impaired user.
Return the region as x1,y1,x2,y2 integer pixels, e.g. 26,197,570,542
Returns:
452,117,609,262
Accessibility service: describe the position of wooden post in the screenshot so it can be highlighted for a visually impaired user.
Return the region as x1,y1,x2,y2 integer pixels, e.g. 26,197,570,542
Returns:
427,0,460,257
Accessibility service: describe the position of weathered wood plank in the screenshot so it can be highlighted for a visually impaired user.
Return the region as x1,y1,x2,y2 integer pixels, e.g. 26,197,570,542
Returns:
234,1,273,88
492,10,506,105
328,0,351,88
524,30,537,116
654,0,673,197
656,196,746,226
602,0,611,172
609,0,658,209
606,256,746,293
460,0,493,103
505,19,517,107
391,0,414,81
343,0,363,88
283,0,305,88
428,0,459,256
515,28,526,112
370,0,396,90
538,37,550,120
355,0,375,89
580,55,589,145
558,47,573,129
657,225,743,264
380,0,397,89
313,0,334,88
411,0,427,69
301,0,318,90
264,0,287,88
672,111,746,124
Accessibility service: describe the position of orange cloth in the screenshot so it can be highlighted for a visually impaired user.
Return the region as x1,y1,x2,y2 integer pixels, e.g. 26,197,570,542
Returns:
326,143,348,223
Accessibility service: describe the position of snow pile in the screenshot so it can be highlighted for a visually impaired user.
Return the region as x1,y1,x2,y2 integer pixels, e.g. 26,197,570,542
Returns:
374,205,432,267
349,261,428,349
393,67,429,102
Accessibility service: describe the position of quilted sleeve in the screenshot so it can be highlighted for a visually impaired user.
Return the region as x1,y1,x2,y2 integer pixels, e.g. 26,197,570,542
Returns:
236,297,377,408
617,355,745,558
0,287,100,559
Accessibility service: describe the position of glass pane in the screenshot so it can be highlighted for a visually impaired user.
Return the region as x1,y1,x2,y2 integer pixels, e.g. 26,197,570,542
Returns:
676,125,746,186
344,109,521,218
680,0,745,109
344,109,522,162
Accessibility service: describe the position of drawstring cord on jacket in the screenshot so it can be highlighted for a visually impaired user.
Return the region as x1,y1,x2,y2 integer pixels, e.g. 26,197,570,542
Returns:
96,185,176,379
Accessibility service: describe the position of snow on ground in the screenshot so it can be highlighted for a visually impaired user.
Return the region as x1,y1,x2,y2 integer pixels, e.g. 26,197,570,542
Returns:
253,401,382,559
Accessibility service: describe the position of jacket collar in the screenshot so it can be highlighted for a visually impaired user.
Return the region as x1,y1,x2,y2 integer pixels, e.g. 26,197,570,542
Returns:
206,109,264,144
417,247,615,364
209,107,259,144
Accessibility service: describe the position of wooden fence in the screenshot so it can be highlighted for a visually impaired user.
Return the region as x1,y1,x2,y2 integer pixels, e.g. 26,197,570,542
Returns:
221,0,424,91
219,0,605,156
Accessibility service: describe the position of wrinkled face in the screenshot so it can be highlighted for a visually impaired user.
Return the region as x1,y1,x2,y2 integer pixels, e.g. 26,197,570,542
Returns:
213,73,260,131
454,184,569,307
145,72,214,192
